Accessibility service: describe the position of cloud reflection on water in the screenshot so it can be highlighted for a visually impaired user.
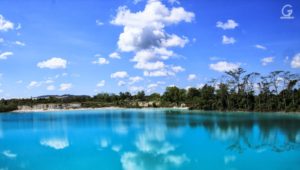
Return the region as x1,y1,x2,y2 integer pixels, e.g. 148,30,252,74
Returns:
113,124,128,135
112,145,122,152
121,127,189,170
2,150,17,158
40,137,69,150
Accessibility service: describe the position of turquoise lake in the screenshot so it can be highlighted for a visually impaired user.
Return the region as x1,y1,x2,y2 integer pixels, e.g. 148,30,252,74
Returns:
0,109,300,170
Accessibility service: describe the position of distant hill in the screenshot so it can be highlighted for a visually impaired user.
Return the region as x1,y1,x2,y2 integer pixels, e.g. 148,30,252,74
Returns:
32,94,91,100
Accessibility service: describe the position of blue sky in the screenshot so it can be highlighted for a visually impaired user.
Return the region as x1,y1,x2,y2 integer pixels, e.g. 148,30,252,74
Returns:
0,0,299,98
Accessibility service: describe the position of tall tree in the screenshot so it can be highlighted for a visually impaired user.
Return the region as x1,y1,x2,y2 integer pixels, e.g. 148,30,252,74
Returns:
216,83,229,110
225,68,246,93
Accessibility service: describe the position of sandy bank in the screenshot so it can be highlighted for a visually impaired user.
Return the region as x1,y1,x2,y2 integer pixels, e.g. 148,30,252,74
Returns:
13,106,124,112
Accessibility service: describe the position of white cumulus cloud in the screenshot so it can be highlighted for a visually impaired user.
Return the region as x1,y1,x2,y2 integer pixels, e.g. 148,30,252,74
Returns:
111,3,194,51
210,61,240,72
27,81,41,89
161,34,188,48
129,76,143,84
59,83,72,91
118,80,126,86
134,61,165,70
144,70,174,77
291,53,300,68
0,51,13,60
216,19,238,30
37,57,67,69
111,71,129,79
97,80,105,87
255,44,267,50
93,57,109,65
15,41,25,46
110,71,128,78
187,74,196,81
111,0,194,77
109,52,121,59
222,35,236,44
0,15,14,31
261,57,274,66
171,66,185,73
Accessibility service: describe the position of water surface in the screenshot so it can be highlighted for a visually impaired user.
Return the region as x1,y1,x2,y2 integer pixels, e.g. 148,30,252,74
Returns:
0,109,300,170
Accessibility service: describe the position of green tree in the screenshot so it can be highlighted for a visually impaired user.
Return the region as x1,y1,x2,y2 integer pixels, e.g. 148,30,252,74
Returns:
216,83,229,111
136,91,146,101
163,86,186,106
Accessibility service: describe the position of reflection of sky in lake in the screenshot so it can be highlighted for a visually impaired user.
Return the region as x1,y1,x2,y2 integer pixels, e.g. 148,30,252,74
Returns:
0,109,300,170
121,127,189,170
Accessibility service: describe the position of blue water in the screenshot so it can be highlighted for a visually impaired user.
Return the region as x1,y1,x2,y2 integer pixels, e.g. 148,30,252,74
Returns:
0,109,300,170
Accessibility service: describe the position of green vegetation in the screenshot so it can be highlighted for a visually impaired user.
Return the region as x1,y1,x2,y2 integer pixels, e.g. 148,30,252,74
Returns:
1,68,300,112
0,100,17,112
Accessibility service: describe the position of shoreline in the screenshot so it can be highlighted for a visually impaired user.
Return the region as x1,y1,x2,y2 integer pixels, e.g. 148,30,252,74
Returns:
12,106,189,113
10,107,300,115
13,107,122,113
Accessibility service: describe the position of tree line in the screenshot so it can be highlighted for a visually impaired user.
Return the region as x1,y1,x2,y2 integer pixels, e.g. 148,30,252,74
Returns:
170,68,300,112
0,68,300,112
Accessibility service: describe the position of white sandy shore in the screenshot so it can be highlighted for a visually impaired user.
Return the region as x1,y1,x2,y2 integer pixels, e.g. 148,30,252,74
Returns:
13,107,121,112
13,106,189,113
11,107,300,115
